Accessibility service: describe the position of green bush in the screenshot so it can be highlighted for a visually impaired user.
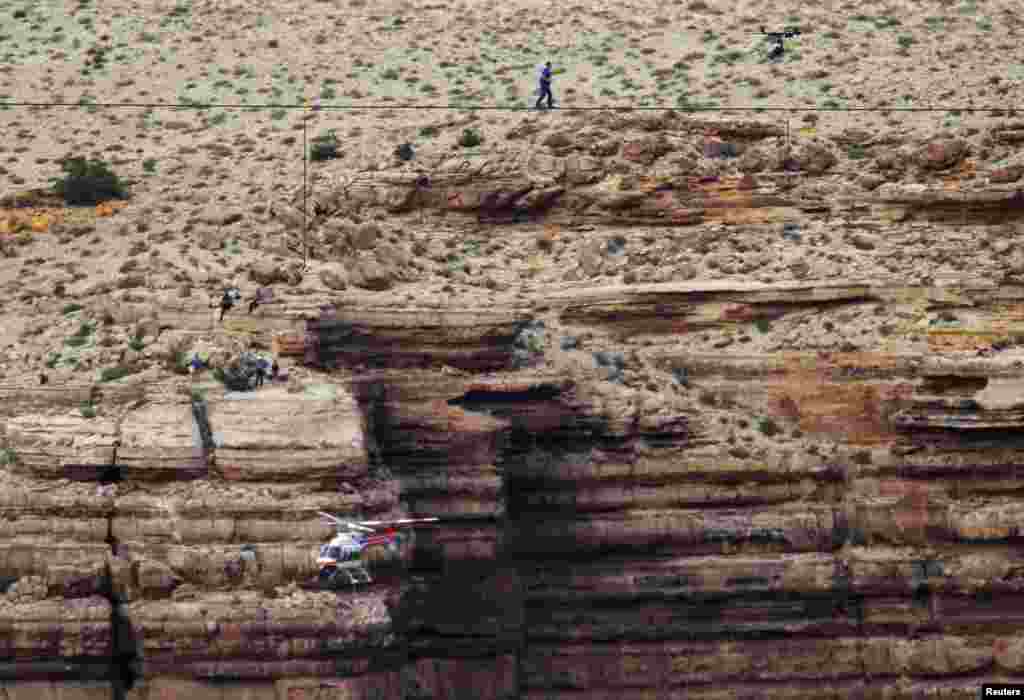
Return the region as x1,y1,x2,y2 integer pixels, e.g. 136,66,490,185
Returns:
80,402,97,419
395,142,415,161
847,144,867,160
310,130,340,161
45,352,60,369
64,322,95,348
128,335,145,352
458,128,482,148
0,448,16,465
142,158,158,173
62,303,83,315
754,318,772,333
419,125,440,138
49,156,128,205
757,416,780,436
170,349,190,375
100,365,136,382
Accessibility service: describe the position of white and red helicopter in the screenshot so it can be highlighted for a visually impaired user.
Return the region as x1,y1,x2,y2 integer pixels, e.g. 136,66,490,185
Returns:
315,512,439,587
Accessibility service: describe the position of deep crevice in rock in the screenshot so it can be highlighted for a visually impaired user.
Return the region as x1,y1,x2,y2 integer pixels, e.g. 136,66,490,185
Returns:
191,397,215,450
102,514,137,700
98,464,123,485
448,385,562,407
919,375,989,395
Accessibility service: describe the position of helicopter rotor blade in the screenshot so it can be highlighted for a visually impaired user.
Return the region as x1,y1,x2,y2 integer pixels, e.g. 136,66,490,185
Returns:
356,518,441,528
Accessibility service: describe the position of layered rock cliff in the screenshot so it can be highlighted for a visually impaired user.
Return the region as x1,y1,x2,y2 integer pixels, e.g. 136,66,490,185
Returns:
6,111,1024,699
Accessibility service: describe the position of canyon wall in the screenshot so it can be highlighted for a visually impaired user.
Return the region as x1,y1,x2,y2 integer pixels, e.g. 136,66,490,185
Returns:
7,113,1024,699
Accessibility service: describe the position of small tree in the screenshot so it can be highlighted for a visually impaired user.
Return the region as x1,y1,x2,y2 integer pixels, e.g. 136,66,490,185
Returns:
310,130,340,161
49,156,128,205
395,142,415,161
458,128,482,148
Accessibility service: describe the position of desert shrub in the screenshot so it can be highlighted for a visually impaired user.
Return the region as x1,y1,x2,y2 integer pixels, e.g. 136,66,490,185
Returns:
128,335,145,351
757,416,780,436
62,303,83,315
49,156,128,205
65,321,95,347
169,349,190,375
310,130,340,161
80,402,97,419
395,142,414,161
142,158,158,173
0,448,16,465
847,144,867,160
100,365,136,382
458,128,482,148
419,125,439,138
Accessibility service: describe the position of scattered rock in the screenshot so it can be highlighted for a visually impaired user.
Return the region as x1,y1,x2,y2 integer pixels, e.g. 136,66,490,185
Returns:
579,239,607,277
849,233,878,251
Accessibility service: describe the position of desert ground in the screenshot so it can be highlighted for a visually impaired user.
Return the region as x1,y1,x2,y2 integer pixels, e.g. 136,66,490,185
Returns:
1,0,1023,357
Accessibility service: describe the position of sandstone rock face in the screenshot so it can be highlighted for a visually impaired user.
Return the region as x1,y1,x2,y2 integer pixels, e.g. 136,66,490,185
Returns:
15,110,1024,699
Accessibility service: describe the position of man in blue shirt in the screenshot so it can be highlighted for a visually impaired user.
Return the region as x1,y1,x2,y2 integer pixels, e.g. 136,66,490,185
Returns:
535,62,554,110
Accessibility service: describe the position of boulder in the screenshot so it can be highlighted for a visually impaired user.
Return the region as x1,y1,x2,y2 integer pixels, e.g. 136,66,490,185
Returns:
792,139,839,174
382,185,417,213
916,139,968,170
588,138,621,157
350,259,395,291
621,135,672,165
736,141,784,173
565,155,604,185
579,239,607,277
350,222,380,251
319,264,349,291
197,205,244,227
991,166,1024,183
541,131,573,149
249,264,288,285
849,233,878,251
376,243,411,270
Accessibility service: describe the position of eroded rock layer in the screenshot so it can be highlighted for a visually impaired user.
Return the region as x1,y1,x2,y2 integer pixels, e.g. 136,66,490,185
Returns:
13,111,1024,699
